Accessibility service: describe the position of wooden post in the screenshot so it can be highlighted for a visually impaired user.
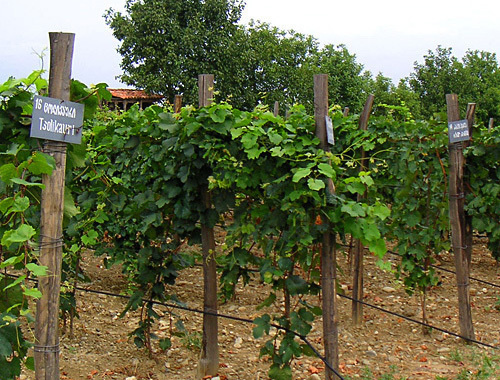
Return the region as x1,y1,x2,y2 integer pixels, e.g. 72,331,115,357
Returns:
488,118,494,131
174,94,183,113
273,101,279,116
465,103,476,142
196,74,219,379
464,103,476,269
314,74,339,380
446,94,475,342
34,32,75,380
351,94,374,325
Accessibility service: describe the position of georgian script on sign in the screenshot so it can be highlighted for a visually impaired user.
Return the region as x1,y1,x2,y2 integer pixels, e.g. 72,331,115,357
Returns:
30,95,85,144
448,119,470,144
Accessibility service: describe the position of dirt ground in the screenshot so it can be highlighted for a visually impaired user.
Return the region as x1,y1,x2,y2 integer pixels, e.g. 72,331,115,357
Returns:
21,236,500,380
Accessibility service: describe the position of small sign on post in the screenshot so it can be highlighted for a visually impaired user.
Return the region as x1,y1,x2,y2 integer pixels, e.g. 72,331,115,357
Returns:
30,95,84,144
448,119,470,143
325,115,335,145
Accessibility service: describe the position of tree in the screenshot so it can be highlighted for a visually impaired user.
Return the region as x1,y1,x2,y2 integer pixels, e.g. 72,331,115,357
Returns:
406,46,500,124
460,50,500,123
105,0,244,104
233,27,371,114
313,44,371,112
231,21,319,111
407,46,463,118
106,1,373,113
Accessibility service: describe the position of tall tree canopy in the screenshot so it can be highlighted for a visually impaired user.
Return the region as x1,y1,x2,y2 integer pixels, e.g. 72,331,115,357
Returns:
105,0,245,104
231,22,320,110
106,2,500,122
314,44,371,111
406,46,500,123
105,0,371,112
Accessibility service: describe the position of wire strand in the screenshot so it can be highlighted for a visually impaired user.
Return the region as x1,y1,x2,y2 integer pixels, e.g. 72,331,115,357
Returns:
340,292,498,350
6,273,345,379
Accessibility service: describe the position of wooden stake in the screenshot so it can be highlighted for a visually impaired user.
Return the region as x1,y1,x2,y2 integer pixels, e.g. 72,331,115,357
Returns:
174,94,183,113
273,101,279,117
465,103,476,143
314,74,339,380
446,94,475,342
352,94,374,325
464,103,476,269
35,32,75,380
196,74,219,379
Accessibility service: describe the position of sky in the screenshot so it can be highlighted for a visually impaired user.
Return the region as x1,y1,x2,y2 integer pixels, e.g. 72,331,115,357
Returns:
2,0,500,89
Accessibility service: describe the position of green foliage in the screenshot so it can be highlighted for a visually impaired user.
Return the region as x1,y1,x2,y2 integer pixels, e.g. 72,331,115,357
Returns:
73,95,500,372
330,104,449,295
67,100,390,372
465,124,500,259
377,115,449,294
105,2,371,113
4,63,500,378
313,44,372,112
0,71,111,377
406,46,500,124
0,313,32,379
105,0,245,105
444,348,500,379
173,320,202,351
229,21,320,111
0,72,51,378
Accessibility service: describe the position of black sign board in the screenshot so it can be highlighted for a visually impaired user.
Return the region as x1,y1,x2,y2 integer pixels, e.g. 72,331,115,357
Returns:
30,95,84,144
448,119,470,143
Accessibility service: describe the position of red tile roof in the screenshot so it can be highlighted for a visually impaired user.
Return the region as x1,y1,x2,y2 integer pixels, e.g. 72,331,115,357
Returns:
108,89,163,100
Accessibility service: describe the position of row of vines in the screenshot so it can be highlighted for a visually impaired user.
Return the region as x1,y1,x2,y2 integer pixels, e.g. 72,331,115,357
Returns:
1,72,500,379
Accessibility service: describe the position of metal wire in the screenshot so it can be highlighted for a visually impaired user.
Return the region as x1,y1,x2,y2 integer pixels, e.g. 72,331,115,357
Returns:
33,343,60,353
341,292,498,350
38,235,64,250
41,141,67,155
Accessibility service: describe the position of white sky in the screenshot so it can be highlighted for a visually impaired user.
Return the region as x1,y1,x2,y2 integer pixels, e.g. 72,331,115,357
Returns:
2,0,500,88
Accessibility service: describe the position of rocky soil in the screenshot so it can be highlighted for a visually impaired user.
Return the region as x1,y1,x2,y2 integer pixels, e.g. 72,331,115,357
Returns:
21,236,500,380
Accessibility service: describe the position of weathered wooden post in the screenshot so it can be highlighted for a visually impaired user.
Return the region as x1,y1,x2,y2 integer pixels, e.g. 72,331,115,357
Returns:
34,32,75,380
196,74,219,378
464,103,476,269
351,94,374,325
446,94,475,342
174,94,183,113
273,101,279,117
314,74,339,380
488,118,494,131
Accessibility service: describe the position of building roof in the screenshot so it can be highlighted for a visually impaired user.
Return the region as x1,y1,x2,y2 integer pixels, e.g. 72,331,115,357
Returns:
108,89,163,101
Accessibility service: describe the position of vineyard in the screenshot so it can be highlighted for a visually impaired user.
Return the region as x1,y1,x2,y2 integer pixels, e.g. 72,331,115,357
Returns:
1,62,500,380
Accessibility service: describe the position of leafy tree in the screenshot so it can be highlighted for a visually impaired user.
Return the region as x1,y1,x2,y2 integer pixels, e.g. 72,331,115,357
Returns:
460,50,500,123
406,46,500,124
229,22,319,111
394,79,424,119
313,44,372,112
105,0,245,104
369,73,395,103
407,46,463,117
106,1,372,112
233,30,371,113
365,73,400,115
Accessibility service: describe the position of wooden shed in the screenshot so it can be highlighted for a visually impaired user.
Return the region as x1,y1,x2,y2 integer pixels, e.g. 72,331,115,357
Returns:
107,89,163,111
